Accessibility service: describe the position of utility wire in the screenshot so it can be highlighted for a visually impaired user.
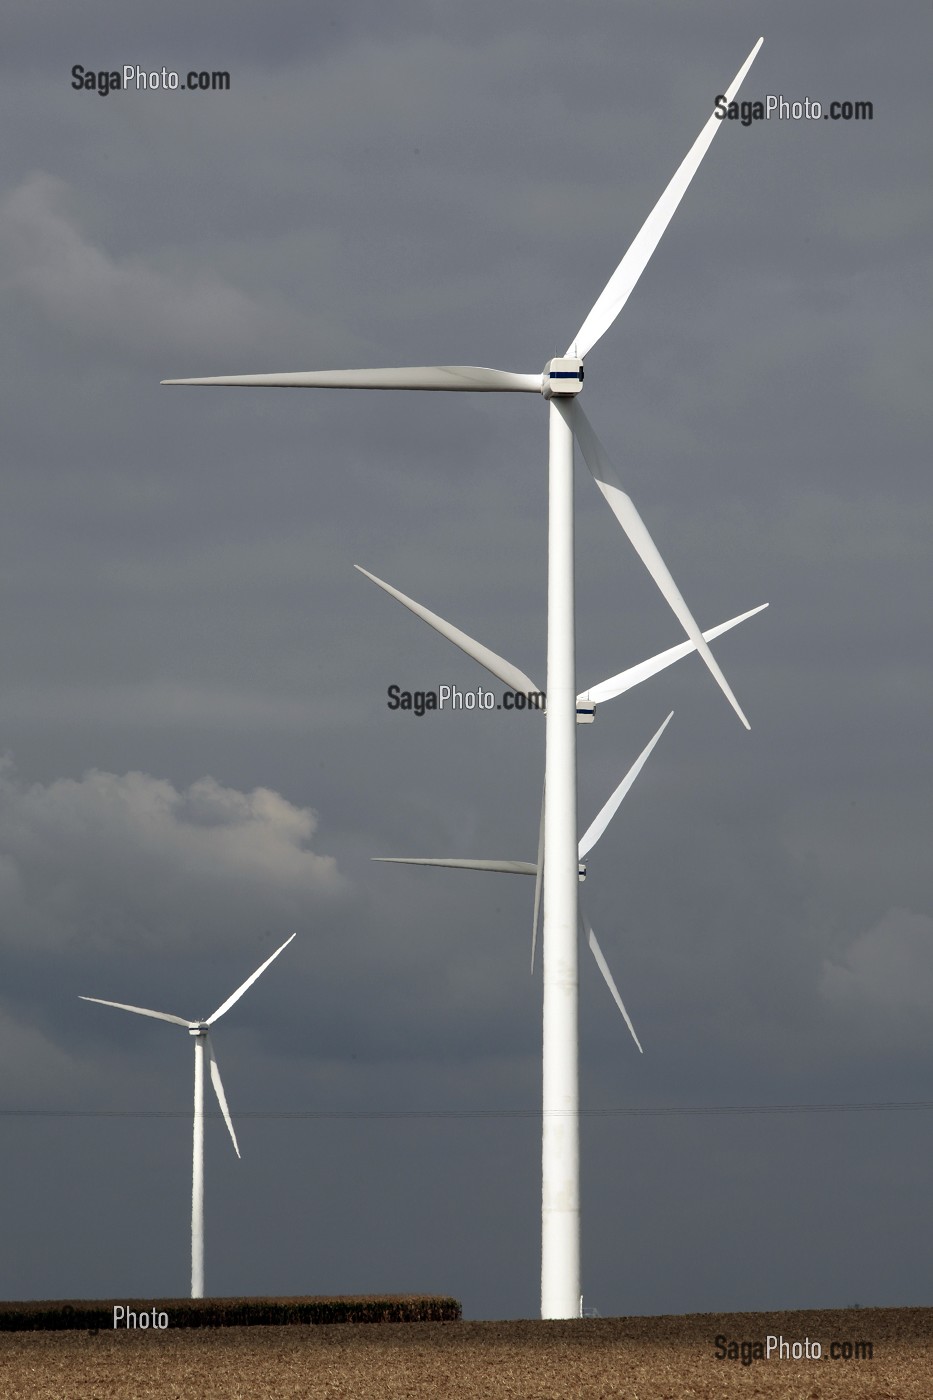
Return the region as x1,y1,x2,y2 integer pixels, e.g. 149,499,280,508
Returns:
1,1100,932,1121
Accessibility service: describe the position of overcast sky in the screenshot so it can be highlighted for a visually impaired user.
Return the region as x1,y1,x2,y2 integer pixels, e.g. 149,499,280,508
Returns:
0,0,930,1321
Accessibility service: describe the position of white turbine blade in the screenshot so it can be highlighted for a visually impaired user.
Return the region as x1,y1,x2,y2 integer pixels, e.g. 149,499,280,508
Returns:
566,38,763,359
207,1037,241,1159
583,912,643,1053
79,996,190,1027
531,777,546,974
580,604,768,706
162,366,541,392
564,400,750,729
206,932,297,1026
356,566,543,697
578,713,673,861
374,857,537,875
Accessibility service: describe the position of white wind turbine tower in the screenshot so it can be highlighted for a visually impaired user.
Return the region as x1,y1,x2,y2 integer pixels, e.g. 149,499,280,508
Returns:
163,40,763,1318
81,932,296,1298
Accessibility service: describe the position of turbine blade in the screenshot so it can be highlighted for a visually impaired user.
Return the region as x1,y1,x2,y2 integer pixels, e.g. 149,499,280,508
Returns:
374,857,536,875
566,38,764,359
206,932,296,1026
79,996,190,1027
564,400,750,729
162,366,541,392
207,1037,241,1159
531,777,546,974
579,604,768,706
356,566,543,698
583,911,643,1053
578,713,673,860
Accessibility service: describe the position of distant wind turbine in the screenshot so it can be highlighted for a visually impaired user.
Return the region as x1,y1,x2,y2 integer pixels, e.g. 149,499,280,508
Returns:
357,563,765,954
81,932,296,1298
375,713,674,1052
355,563,767,726
162,38,764,1318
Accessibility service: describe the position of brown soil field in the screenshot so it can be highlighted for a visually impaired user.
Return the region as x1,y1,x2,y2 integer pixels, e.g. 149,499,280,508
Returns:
1,1306,930,1399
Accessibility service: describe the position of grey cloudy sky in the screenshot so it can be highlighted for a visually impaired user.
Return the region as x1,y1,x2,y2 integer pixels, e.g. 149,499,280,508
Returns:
0,0,930,1320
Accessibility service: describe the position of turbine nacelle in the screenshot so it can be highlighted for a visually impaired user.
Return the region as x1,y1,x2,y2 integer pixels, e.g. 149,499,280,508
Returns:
542,357,585,399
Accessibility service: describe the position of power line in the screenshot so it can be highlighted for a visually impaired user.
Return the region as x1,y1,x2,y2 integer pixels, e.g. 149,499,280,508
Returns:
2,1100,932,1121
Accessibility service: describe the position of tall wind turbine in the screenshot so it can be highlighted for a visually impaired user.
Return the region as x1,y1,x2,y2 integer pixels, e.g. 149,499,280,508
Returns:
355,563,767,727
81,932,296,1298
162,40,763,1318
356,561,765,960
376,712,675,1052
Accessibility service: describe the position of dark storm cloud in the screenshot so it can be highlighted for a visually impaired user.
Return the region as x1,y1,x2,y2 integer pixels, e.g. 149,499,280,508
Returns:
822,907,933,1020
0,0,930,1318
0,173,308,364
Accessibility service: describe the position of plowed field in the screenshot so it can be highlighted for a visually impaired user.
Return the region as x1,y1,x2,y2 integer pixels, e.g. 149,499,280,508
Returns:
2,1306,930,1398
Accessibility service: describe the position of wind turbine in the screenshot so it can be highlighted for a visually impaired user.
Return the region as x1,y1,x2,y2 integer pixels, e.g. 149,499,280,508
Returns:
356,562,765,957
355,564,767,725
162,39,764,1318
81,932,296,1298
375,712,675,1054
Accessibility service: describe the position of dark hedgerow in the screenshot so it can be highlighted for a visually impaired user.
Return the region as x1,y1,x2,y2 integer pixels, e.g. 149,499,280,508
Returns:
0,1294,462,1331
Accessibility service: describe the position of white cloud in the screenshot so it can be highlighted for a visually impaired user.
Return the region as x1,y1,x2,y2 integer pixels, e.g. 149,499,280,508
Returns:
0,172,290,361
820,906,933,1012
0,759,344,953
